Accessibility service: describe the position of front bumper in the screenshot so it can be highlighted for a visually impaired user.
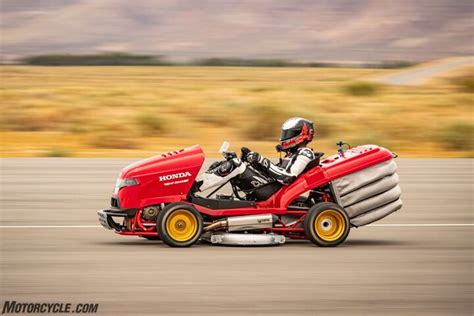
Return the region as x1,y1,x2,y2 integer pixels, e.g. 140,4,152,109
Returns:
97,208,136,231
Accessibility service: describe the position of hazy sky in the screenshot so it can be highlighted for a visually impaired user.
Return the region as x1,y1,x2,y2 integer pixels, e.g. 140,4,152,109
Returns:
1,0,473,61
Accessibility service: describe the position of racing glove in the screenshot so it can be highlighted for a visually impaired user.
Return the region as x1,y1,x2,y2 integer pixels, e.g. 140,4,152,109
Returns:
246,152,262,164
240,147,251,161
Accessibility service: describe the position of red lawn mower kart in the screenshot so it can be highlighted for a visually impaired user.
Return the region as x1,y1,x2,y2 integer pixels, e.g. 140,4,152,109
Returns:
98,142,402,247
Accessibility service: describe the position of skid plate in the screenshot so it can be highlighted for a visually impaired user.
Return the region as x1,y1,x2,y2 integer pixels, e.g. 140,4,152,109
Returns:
203,232,285,246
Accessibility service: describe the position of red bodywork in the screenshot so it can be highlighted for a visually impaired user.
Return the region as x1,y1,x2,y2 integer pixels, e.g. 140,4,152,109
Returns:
113,144,393,238
116,145,204,209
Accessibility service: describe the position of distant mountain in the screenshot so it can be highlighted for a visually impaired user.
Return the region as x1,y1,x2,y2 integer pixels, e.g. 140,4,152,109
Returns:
1,0,473,62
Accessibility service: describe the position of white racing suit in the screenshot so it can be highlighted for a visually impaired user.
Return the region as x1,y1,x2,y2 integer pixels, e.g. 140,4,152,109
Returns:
197,147,315,192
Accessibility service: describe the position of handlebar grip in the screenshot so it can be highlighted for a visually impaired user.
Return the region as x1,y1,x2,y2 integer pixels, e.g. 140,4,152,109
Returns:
224,152,237,160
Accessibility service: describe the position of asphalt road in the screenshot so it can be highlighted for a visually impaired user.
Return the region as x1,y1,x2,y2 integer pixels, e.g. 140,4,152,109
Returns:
0,158,472,315
374,56,473,85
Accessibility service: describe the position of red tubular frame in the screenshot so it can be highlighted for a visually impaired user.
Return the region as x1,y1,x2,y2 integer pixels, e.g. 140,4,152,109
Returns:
118,210,312,238
123,209,158,236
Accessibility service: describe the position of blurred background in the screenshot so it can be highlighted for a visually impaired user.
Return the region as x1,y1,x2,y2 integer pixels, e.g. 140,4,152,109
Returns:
1,0,473,158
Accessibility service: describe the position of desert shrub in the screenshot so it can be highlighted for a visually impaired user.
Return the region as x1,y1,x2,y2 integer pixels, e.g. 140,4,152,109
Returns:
43,148,71,157
248,86,278,93
344,82,379,96
135,112,165,136
0,109,66,131
348,133,388,147
90,133,141,149
89,123,141,149
439,121,474,150
190,100,247,126
191,104,230,126
193,112,228,125
67,123,90,134
452,75,474,93
313,117,334,138
243,105,287,140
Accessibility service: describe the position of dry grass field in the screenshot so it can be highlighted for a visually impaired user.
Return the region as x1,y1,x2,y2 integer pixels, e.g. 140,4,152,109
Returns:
1,65,472,157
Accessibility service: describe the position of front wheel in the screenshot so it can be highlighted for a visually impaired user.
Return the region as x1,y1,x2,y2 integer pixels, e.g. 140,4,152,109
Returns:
304,202,350,247
157,203,203,247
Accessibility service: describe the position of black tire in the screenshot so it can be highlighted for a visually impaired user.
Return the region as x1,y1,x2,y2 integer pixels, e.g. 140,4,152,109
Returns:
156,203,203,247
142,235,161,241
304,202,350,247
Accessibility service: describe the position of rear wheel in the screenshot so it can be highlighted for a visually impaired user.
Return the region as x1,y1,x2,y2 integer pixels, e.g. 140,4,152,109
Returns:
157,203,203,247
304,202,350,247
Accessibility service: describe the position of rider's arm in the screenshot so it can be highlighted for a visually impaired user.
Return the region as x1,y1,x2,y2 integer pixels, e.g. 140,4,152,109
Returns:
253,149,314,184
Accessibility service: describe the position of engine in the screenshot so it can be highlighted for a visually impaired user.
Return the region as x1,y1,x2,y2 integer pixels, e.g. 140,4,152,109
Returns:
142,205,160,220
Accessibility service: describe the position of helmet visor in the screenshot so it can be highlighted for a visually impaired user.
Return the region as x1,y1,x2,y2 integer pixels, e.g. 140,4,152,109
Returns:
280,127,301,141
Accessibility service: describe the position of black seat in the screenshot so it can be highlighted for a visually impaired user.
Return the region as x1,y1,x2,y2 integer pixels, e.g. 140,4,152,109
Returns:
190,196,256,209
302,152,324,173
247,152,324,201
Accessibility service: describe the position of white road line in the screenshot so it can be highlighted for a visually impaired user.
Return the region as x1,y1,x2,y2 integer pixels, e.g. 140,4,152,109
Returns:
0,224,472,228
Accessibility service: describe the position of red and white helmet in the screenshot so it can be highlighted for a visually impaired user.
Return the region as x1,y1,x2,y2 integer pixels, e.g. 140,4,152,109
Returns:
279,117,314,150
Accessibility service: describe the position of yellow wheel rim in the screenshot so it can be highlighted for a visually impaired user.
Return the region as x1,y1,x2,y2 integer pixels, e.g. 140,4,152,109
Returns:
314,210,346,242
166,209,198,242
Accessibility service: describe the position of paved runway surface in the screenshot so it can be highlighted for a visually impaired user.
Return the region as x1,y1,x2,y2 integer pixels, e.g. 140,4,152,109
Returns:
0,158,472,315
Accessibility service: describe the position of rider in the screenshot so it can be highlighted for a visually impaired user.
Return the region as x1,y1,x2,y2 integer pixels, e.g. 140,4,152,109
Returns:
196,117,316,192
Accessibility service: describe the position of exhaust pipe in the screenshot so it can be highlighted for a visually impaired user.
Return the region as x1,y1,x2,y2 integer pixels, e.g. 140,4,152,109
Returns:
204,214,276,232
